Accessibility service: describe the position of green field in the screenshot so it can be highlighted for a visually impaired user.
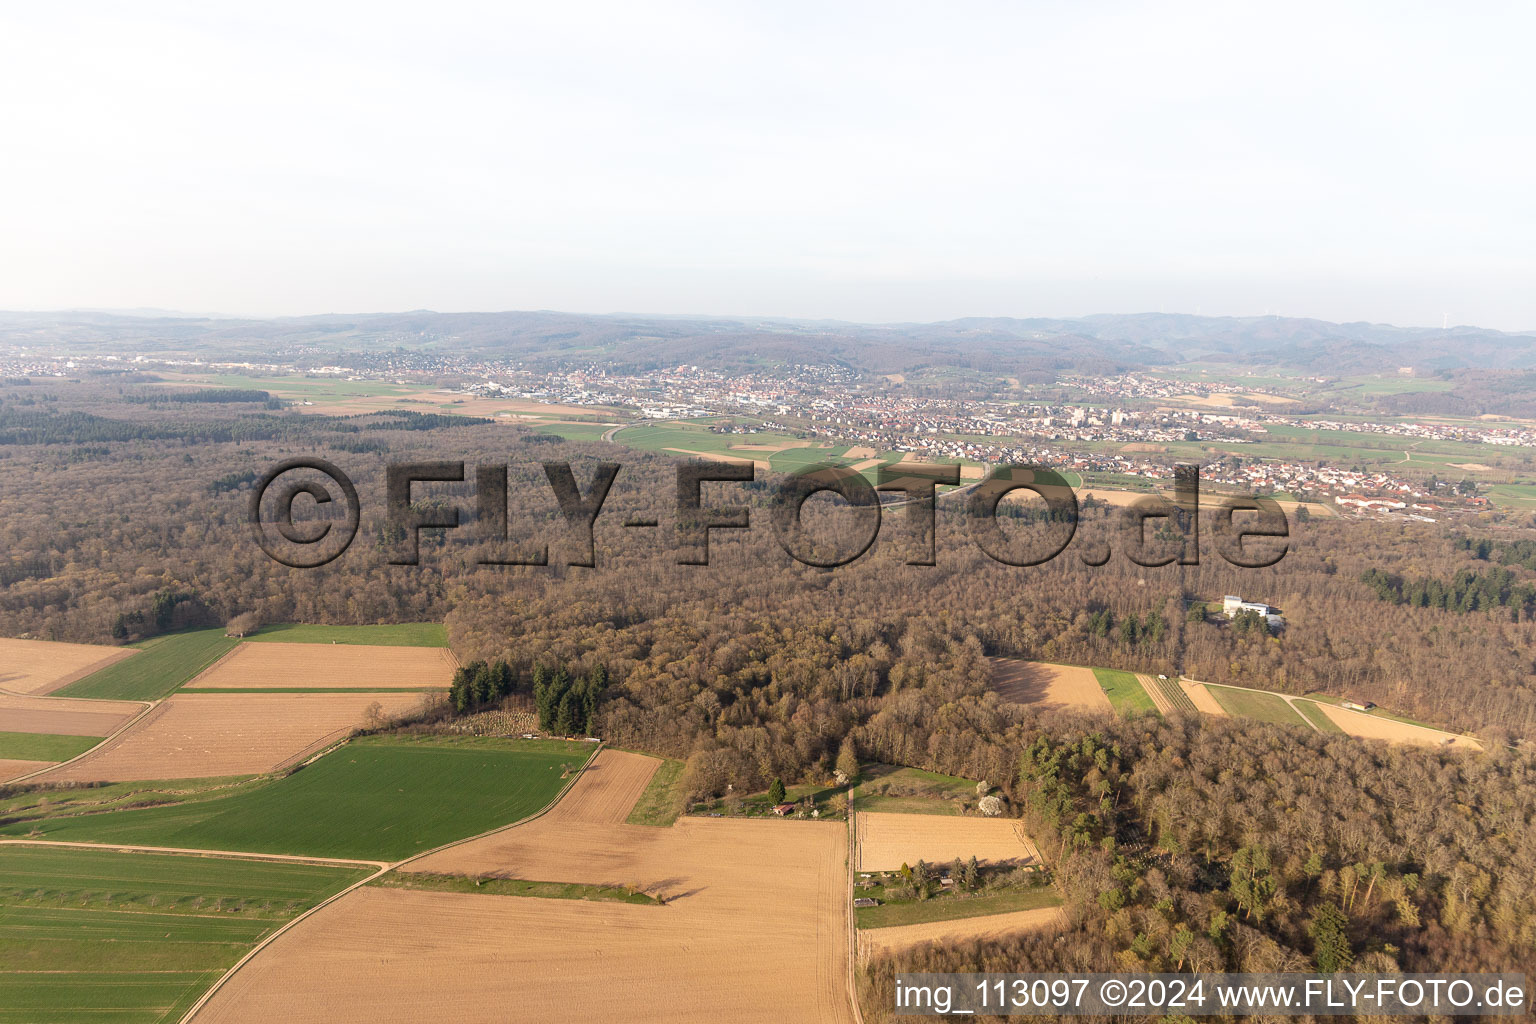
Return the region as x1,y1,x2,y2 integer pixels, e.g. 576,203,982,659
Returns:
534,422,616,442
1293,700,1346,733
371,871,661,905
3,776,259,827
855,885,1062,929
852,765,979,816
0,732,101,762
1093,668,1159,717
1205,684,1308,728
53,629,237,701
0,845,366,1024
244,622,448,647
624,756,687,826
0,736,592,861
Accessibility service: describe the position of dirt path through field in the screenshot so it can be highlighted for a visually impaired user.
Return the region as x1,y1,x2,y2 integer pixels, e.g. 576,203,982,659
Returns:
0,758,53,781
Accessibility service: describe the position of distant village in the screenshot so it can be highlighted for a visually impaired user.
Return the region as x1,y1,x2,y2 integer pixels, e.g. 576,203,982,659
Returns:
2,347,1521,522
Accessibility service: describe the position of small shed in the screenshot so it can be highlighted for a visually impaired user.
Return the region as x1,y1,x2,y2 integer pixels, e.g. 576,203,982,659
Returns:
772,803,795,817
852,897,880,908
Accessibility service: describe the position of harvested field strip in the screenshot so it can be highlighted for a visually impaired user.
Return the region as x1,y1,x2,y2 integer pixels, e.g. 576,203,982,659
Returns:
535,748,658,825
37,692,426,782
187,642,457,690
0,637,135,696
1152,676,1199,714
245,623,447,646
370,871,662,905
859,905,1065,957
1294,700,1345,733
1093,668,1159,717
1317,704,1483,750
4,736,593,861
0,732,100,762
55,629,238,701
856,885,1061,929
856,812,1041,871
1182,680,1227,716
0,845,365,1024
623,756,687,826
1205,685,1308,728
0,693,139,737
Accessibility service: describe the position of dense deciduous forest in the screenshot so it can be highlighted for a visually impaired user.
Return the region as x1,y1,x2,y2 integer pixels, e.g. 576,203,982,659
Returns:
4,378,1536,987
859,708,1536,1021
3,380,1535,743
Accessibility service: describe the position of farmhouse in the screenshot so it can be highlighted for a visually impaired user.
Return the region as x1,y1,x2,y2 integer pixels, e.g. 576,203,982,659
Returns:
1222,595,1284,628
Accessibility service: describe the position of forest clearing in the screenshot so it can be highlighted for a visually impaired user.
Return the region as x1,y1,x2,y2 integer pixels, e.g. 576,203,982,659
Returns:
989,659,1112,713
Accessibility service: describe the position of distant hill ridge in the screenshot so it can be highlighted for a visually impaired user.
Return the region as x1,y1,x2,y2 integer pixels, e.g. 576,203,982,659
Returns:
2,308,1533,375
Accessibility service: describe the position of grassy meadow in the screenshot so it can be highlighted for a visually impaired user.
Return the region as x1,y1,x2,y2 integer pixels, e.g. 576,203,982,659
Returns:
0,845,366,1024
244,622,448,647
0,736,592,861
54,628,237,701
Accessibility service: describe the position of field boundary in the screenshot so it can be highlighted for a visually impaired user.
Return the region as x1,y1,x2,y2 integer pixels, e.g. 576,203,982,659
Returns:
0,837,388,870
175,740,603,1024
847,791,867,1023
179,641,245,691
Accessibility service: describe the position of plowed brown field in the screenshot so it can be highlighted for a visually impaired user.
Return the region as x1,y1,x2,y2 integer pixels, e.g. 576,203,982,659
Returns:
0,693,142,736
990,659,1110,713
859,905,1066,957
38,692,424,781
855,811,1041,871
0,637,135,695
192,749,856,1024
1318,704,1483,751
188,642,456,689
1182,680,1228,716
0,758,53,782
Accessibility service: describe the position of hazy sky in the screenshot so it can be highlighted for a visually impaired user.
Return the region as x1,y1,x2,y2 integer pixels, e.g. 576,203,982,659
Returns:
2,2,1532,329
